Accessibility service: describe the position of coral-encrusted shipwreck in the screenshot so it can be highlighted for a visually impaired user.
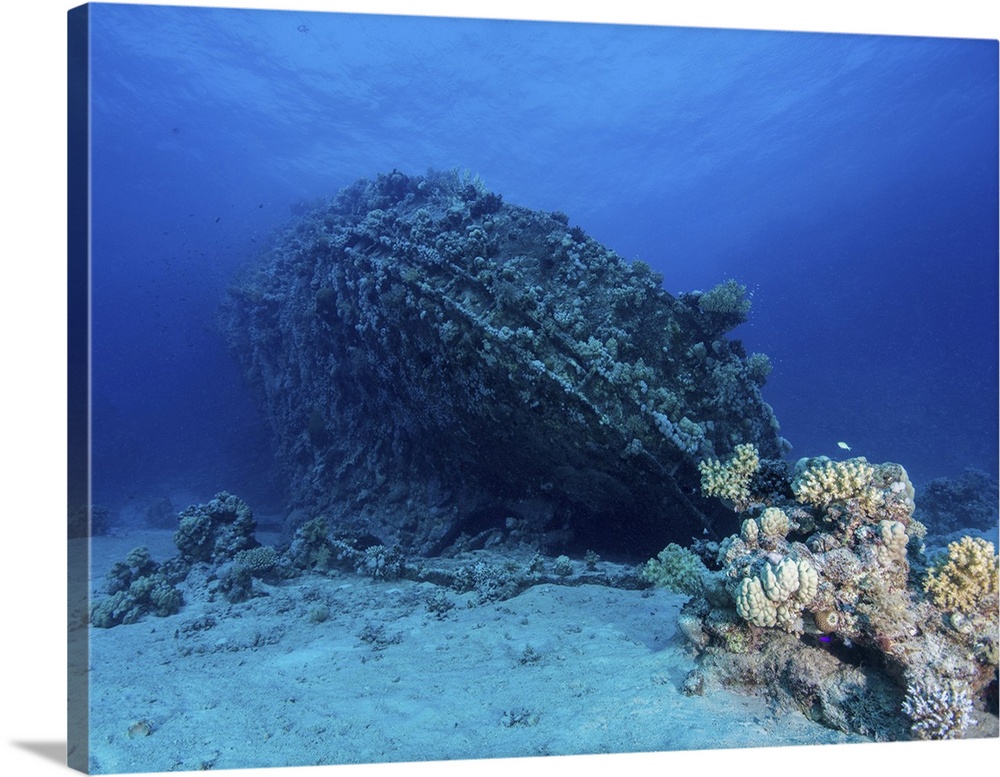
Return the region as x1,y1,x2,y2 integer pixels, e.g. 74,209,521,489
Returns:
677,451,999,741
221,170,787,556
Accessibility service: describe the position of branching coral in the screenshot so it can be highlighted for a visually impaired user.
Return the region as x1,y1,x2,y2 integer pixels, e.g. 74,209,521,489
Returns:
744,352,772,386
233,545,280,574
791,457,879,513
901,679,974,740
923,536,999,614
698,442,760,512
641,543,708,595
697,279,752,320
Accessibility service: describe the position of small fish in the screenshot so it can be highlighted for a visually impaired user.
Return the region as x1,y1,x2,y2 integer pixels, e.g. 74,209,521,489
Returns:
837,441,852,451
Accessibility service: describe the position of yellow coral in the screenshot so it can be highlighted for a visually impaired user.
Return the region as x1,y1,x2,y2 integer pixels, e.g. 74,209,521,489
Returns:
924,536,999,614
791,457,878,513
698,443,760,512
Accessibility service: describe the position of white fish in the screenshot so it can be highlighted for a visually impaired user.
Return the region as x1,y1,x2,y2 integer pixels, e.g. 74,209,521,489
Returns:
837,441,852,451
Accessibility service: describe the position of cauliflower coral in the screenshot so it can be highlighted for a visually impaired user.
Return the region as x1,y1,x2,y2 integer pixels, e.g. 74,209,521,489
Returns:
923,535,999,615
698,442,760,512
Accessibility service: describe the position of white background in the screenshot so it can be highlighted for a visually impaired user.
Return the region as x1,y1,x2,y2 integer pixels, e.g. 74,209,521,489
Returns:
1,2,997,776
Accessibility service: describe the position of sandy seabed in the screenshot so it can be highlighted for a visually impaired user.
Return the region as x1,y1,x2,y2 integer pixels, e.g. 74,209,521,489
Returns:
76,529,985,775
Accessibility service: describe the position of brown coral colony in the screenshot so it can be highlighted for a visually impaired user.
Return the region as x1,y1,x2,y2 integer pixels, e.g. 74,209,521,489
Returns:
813,608,840,634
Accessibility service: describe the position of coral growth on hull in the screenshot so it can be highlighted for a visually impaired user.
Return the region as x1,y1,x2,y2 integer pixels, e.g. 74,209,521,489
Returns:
221,170,787,556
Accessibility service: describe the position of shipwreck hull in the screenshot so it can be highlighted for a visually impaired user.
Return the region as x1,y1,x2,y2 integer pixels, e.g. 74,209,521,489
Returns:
221,170,789,556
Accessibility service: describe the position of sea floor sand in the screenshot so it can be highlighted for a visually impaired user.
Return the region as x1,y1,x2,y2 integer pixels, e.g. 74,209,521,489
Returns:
79,530,976,774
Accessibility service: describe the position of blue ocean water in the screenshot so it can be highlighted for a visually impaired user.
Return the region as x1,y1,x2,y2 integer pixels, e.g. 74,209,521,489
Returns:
87,2,998,513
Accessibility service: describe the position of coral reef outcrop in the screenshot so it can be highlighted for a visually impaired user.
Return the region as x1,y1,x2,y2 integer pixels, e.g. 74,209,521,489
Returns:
90,546,184,628
92,493,272,623
676,454,999,740
173,491,259,564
